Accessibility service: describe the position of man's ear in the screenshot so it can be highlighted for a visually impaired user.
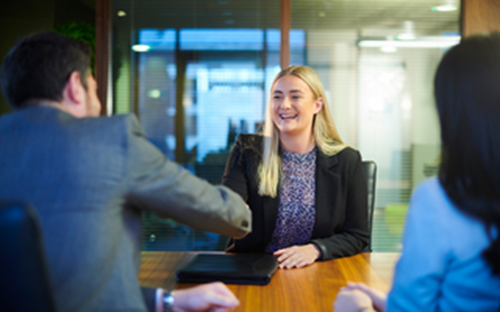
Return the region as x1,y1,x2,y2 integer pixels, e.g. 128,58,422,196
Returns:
314,97,324,114
62,71,86,106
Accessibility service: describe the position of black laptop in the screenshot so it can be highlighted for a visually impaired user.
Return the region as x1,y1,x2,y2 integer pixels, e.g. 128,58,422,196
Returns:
176,254,278,285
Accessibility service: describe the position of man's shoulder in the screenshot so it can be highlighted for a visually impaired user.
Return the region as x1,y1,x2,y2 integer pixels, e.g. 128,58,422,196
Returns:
76,113,142,139
84,113,138,127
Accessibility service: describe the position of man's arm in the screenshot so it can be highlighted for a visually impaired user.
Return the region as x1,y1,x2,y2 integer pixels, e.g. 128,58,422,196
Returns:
125,115,251,237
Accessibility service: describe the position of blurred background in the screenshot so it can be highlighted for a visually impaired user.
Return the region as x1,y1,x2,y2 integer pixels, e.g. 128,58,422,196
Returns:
0,0,463,252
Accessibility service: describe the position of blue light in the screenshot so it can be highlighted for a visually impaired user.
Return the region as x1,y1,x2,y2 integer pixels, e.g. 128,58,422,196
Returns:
139,29,176,50
266,29,305,51
180,29,264,51
137,28,305,52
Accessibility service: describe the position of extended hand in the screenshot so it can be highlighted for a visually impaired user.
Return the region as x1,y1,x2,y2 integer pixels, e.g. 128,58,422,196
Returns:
172,282,239,312
273,244,321,269
233,204,251,240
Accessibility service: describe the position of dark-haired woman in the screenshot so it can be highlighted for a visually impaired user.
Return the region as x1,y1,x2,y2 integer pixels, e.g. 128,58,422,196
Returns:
334,33,500,311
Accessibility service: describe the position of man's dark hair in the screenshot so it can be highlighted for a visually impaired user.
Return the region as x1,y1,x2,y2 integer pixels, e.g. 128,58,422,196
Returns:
0,31,92,109
435,33,500,275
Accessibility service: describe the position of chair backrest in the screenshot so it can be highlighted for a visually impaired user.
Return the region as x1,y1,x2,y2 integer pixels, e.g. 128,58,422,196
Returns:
0,201,57,312
361,161,377,252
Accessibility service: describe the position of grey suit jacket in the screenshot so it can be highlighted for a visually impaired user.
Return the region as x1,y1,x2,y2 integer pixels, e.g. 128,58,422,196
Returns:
0,107,251,312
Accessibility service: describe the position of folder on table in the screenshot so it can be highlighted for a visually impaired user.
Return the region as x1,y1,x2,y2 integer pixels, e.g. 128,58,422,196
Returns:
176,254,278,285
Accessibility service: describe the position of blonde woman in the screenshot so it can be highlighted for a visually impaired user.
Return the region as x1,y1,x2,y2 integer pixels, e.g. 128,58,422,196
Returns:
222,66,369,269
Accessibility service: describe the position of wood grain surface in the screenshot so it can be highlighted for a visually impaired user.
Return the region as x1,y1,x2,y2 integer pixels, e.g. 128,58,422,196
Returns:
139,251,400,312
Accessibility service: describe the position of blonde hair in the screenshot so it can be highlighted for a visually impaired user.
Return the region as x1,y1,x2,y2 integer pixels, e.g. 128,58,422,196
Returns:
258,65,347,197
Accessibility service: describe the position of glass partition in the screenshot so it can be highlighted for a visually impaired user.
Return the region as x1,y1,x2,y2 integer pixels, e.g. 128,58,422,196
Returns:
291,0,460,251
112,0,281,250
111,0,460,251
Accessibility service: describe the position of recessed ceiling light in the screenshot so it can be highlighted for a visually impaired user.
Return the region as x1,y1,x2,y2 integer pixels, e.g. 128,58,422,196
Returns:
432,4,457,11
117,10,127,17
131,44,150,52
148,89,161,99
398,21,416,40
381,46,397,53
397,33,416,40
358,36,460,48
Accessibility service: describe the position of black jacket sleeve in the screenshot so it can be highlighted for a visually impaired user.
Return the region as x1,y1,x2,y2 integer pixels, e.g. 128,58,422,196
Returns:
309,150,369,260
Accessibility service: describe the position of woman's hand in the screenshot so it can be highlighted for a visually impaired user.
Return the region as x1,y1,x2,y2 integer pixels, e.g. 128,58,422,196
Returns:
333,288,375,312
273,244,321,269
343,282,387,312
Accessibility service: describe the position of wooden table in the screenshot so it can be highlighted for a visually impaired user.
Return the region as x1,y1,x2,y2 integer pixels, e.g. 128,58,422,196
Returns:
139,252,400,312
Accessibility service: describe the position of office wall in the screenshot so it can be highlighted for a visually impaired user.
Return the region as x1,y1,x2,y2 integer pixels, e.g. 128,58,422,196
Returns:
0,1,55,115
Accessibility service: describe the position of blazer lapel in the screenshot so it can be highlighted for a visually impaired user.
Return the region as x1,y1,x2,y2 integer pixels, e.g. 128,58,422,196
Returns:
312,150,340,238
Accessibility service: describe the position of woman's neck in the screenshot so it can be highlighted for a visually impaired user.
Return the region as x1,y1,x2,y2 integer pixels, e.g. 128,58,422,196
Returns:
279,131,316,154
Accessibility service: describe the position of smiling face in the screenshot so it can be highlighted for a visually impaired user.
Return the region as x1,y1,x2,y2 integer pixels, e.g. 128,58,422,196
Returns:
271,74,323,138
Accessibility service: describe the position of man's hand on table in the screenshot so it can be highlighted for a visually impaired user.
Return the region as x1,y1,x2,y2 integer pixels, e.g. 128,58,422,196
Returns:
156,282,239,312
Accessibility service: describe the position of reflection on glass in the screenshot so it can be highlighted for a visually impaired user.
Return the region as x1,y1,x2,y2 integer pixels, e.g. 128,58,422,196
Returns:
112,0,460,252
291,0,460,252
112,0,282,251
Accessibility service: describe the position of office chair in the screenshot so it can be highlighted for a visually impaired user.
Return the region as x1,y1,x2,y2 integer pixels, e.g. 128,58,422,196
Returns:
361,161,377,252
0,201,58,312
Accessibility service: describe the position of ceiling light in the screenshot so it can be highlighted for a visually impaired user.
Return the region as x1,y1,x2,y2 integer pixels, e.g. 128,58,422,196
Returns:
397,33,416,40
117,10,127,17
398,21,416,41
432,4,457,11
148,89,161,99
131,44,151,52
380,46,397,53
358,36,460,48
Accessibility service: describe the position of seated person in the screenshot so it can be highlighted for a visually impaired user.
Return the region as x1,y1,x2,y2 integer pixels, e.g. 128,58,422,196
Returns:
334,33,500,311
223,65,369,269
0,31,251,312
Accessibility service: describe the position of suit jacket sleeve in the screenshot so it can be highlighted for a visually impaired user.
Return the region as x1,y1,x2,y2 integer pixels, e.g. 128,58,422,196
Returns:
124,115,251,238
141,287,157,312
309,150,369,260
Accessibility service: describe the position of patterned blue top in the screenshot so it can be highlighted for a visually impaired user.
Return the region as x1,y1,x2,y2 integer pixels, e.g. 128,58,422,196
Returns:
264,146,317,253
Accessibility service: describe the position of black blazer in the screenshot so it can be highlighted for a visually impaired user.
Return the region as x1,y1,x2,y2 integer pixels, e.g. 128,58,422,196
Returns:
223,134,369,260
